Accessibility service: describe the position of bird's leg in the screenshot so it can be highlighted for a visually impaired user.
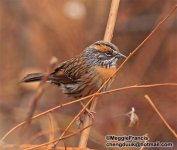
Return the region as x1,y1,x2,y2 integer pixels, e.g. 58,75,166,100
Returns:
79,101,96,119
76,102,96,128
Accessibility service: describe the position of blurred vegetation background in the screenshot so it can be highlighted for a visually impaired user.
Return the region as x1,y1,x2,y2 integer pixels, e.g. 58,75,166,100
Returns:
0,0,177,149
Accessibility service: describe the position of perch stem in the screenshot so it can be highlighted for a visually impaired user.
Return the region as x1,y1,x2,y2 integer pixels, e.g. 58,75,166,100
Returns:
79,0,121,147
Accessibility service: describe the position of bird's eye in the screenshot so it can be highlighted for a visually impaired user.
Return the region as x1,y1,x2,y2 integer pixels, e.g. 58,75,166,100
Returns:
105,51,112,57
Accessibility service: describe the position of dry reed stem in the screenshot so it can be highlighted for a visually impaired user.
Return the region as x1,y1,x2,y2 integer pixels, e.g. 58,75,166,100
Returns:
24,124,93,150
1,83,177,142
79,0,121,147
104,0,120,42
47,113,55,143
47,113,67,148
25,57,58,128
144,95,177,139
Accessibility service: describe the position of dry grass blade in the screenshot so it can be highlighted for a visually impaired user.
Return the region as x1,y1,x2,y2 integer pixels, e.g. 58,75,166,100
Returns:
144,95,177,139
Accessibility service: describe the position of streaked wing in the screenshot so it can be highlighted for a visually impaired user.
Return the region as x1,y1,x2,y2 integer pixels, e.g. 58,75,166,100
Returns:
49,55,87,85
49,64,75,85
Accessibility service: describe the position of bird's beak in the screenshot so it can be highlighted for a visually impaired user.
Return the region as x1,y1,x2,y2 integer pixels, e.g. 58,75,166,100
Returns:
116,52,127,59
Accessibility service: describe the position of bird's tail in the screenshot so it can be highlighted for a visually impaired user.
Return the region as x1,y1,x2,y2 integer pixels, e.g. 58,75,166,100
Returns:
22,73,44,83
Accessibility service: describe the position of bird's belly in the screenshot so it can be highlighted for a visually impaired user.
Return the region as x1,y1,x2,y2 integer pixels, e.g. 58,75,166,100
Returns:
59,82,97,98
60,83,80,95
59,76,113,98
59,67,116,98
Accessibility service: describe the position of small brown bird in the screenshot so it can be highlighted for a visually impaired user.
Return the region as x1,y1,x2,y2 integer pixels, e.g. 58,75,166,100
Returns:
22,41,126,98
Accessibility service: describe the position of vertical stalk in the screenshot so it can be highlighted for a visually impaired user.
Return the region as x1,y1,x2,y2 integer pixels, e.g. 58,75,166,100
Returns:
78,0,121,147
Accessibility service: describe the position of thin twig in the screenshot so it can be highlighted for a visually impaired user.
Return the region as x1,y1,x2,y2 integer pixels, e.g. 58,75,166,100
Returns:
24,124,93,150
129,3,175,84
25,57,58,128
27,128,74,144
1,83,176,142
18,57,58,144
144,95,177,139
101,83,177,94
47,113,66,149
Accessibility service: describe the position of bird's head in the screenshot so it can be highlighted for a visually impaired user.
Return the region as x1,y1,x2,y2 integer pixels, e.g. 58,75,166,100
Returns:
84,41,126,68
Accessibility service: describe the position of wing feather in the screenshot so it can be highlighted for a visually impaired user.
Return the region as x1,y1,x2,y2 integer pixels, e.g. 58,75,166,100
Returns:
49,55,87,85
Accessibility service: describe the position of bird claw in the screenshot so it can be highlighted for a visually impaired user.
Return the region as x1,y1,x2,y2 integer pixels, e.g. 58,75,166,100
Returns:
76,110,96,128
84,109,96,120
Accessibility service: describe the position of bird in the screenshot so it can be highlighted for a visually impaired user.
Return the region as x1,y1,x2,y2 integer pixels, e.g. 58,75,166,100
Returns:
22,41,126,99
